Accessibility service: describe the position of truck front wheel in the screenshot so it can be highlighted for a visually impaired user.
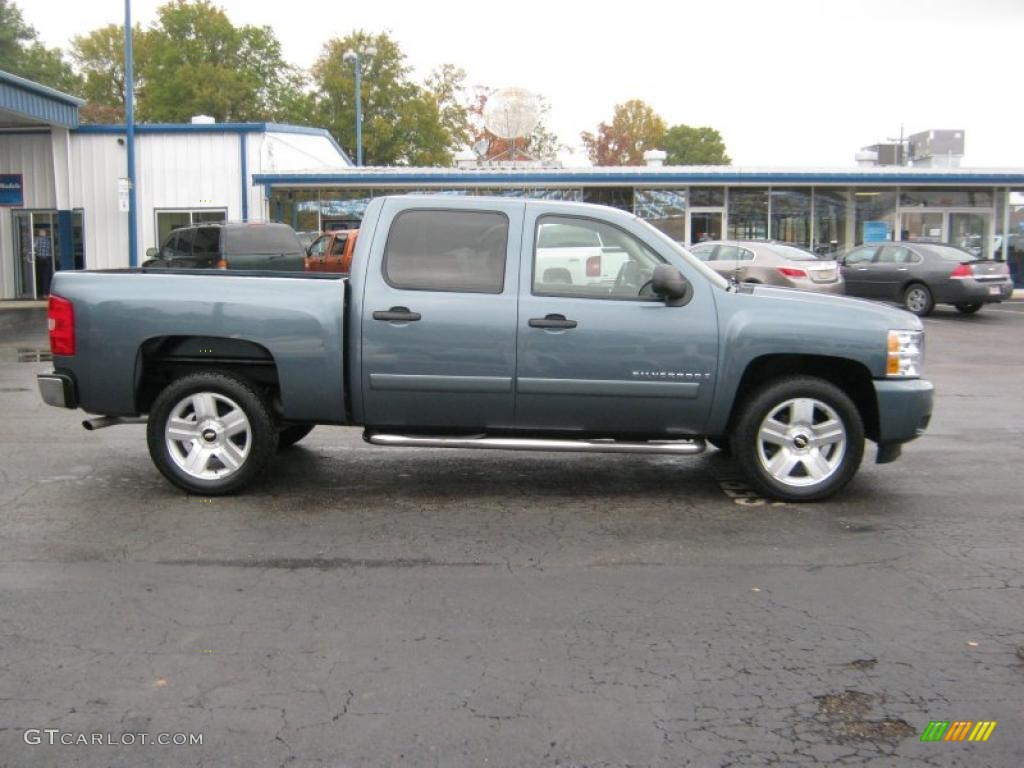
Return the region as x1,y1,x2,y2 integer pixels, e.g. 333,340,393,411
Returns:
730,376,864,502
146,372,278,495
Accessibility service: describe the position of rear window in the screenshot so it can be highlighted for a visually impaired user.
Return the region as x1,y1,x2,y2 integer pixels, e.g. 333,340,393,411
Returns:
926,244,979,262
224,225,304,256
384,209,508,293
770,244,819,261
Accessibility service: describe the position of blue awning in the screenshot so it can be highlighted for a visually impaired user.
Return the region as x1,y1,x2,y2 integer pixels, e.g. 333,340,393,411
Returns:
0,69,84,128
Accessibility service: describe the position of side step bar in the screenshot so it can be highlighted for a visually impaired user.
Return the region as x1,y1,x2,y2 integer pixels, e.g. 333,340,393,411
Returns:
366,432,706,456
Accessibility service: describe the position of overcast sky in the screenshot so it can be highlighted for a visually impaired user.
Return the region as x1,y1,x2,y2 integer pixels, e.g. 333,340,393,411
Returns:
27,0,1024,167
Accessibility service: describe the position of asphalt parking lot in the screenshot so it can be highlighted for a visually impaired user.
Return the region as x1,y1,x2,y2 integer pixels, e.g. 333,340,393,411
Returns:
1,302,1022,767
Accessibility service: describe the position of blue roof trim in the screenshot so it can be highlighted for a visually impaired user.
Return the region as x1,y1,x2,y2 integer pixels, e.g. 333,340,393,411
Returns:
252,170,1024,186
0,69,82,128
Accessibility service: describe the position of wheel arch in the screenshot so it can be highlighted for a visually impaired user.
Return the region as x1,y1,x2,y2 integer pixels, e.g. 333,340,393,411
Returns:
135,335,281,416
723,354,879,442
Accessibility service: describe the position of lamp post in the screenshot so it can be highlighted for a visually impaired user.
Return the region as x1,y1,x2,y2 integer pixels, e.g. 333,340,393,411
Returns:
342,46,376,166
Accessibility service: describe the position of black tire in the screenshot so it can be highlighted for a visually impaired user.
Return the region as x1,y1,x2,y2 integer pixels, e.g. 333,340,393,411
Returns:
146,372,278,495
902,283,934,317
730,375,864,502
278,424,314,449
954,302,983,315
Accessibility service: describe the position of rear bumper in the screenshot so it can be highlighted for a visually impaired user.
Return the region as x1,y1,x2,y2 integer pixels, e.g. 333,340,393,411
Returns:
873,378,933,445
940,278,1013,304
38,372,78,409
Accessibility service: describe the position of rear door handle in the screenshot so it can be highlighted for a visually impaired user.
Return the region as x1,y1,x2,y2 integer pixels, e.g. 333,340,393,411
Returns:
373,306,421,322
529,314,577,330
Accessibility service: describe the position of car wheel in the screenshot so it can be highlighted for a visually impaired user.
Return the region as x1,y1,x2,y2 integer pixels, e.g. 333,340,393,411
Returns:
730,376,864,502
278,424,314,449
902,283,934,316
954,302,983,315
146,372,278,495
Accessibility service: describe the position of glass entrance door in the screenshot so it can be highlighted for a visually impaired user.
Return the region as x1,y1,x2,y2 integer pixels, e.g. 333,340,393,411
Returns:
949,211,991,259
688,209,723,245
899,209,993,259
12,211,60,299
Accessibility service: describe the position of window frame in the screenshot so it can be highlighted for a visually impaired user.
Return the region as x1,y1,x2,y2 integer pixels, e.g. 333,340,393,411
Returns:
381,207,510,295
531,213,668,302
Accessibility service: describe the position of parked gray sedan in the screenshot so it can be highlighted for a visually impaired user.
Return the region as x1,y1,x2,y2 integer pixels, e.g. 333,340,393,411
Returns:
688,240,844,294
839,242,1013,316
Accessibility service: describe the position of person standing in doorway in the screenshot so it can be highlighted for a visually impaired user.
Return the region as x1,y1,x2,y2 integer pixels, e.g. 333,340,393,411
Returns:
34,228,53,297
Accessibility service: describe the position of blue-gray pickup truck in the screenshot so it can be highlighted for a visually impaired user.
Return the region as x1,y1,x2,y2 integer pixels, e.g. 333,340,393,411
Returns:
37,196,934,501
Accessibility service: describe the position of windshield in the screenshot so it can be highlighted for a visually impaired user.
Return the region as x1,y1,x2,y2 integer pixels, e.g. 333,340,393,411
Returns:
224,225,304,256
638,219,731,290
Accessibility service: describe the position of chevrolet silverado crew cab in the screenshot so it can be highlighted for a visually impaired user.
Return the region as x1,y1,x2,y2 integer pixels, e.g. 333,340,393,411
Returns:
37,196,933,502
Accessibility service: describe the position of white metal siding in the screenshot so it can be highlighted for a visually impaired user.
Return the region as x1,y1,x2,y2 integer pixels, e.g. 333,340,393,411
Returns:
69,133,127,271
0,132,56,298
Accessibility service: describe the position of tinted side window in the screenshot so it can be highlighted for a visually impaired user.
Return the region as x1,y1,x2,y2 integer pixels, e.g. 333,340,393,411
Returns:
690,244,716,261
308,235,329,256
160,232,178,259
174,228,196,258
330,234,349,255
717,245,740,261
383,210,508,293
192,227,220,258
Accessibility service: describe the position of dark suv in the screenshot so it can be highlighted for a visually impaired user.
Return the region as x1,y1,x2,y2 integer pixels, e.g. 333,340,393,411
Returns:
143,222,306,271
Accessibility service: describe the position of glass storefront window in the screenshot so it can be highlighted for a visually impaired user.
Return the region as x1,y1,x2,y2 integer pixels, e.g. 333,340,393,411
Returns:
899,188,993,208
690,187,725,207
813,189,848,257
770,188,811,248
854,189,897,245
635,189,687,242
727,188,768,240
271,189,319,232
583,187,634,211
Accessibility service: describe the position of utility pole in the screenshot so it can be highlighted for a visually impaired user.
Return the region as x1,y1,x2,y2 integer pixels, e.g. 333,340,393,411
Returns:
124,0,137,266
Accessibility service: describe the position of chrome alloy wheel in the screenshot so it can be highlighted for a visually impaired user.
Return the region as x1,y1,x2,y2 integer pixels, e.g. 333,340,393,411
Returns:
755,397,847,488
905,286,929,314
164,392,251,480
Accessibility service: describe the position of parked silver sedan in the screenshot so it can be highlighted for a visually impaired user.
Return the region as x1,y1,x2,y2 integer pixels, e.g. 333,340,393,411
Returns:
688,240,845,294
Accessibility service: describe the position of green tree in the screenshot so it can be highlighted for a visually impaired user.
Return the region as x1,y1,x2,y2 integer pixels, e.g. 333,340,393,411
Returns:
467,87,563,162
141,0,304,123
581,99,666,166
0,0,79,93
663,124,731,165
70,24,147,123
311,31,457,165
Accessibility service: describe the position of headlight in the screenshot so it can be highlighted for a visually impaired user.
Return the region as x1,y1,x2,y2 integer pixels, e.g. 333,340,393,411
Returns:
887,330,924,377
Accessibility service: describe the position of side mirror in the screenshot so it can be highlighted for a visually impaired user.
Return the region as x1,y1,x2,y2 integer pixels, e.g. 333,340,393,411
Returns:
652,264,691,307
145,247,158,259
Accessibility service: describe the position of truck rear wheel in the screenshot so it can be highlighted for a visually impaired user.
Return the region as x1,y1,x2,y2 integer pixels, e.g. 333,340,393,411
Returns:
730,376,864,502
146,372,278,495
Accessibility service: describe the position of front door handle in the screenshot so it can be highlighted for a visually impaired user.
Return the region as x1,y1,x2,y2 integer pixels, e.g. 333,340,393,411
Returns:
528,314,577,330
373,306,421,322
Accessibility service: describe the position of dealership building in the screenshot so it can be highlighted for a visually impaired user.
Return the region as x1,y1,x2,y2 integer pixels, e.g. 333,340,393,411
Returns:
3,68,1024,300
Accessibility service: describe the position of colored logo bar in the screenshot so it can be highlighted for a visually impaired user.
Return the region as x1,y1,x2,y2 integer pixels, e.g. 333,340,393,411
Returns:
921,721,997,742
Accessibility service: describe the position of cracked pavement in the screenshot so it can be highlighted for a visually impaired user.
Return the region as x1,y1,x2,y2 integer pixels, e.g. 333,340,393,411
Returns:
0,304,1022,766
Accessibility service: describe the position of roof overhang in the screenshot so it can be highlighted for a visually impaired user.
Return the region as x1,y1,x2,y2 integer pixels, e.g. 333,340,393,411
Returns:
0,69,83,129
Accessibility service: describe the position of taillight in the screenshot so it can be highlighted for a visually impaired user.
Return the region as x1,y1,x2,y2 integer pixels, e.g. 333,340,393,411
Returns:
949,264,971,279
777,267,808,278
586,254,601,277
48,295,75,356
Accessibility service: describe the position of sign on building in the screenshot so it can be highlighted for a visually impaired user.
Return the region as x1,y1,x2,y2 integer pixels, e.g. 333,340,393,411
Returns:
0,174,24,206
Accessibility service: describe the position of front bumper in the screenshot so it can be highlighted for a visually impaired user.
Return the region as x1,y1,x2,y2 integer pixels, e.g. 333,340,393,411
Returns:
38,373,78,409
873,378,933,445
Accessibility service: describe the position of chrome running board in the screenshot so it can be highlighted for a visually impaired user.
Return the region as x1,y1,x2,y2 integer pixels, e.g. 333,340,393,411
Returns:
365,432,706,456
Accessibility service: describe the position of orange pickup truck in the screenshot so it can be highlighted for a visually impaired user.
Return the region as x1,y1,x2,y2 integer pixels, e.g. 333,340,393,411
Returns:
304,230,359,273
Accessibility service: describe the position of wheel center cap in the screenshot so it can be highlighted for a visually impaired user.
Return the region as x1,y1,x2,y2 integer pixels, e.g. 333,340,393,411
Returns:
201,428,218,443
793,434,810,449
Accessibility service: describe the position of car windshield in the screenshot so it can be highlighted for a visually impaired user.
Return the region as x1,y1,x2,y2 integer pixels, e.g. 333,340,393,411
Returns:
770,244,820,262
224,226,304,255
926,244,984,262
